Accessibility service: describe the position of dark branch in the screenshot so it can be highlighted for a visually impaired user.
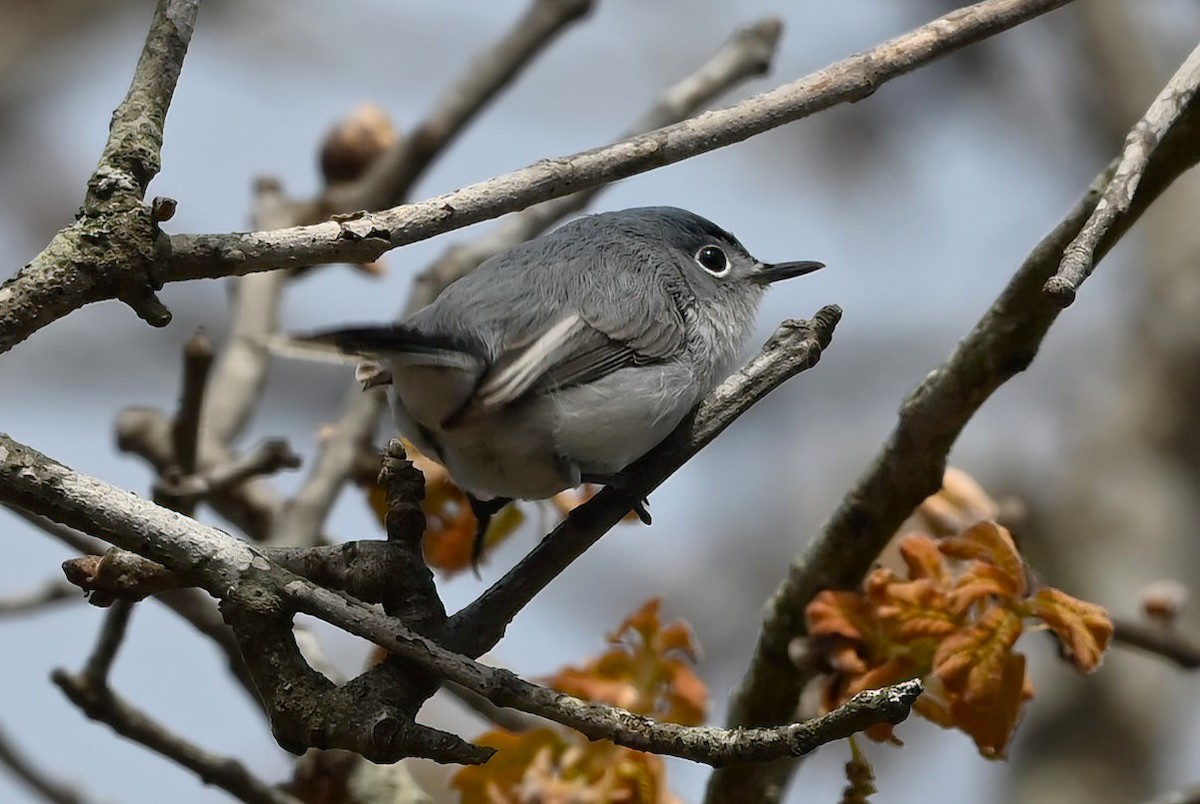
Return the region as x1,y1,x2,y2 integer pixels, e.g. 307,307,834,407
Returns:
706,50,1200,804
0,579,79,618
1045,42,1200,305
52,671,299,804
0,0,201,351
1112,617,1200,670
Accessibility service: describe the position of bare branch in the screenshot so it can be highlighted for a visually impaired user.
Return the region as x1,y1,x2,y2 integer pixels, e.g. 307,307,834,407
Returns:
409,16,783,312
326,0,596,212
52,670,299,804
0,0,201,351
705,56,1200,804
166,0,1075,287
155,438,301,504
81,600,136,686
0,579,79,618
170,330,213,479
290,586,921,766
269,388,381,547
87,0,200,209
118,398,282,542
0,721,92,804
447,307,840,656
0,303,883,766
1112,617,1200,670
1045,41,1200,305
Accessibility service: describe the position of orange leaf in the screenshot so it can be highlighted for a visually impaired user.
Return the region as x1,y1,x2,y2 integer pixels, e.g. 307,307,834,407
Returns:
898,534,949,584
947,563,1024,615
939,522,1027,599
453,730,681,804
947,651,1028,759
451,728,569,803
1030,587,1113,673
933,606,1023,704
546,599,707,725
807,590,875,643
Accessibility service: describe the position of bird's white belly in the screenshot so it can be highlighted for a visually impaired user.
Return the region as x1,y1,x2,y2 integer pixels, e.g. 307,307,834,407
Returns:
391,363,698,501
545,363,698,477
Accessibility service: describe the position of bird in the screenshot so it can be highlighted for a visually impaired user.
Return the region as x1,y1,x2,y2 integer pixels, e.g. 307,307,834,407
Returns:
301,206,823,565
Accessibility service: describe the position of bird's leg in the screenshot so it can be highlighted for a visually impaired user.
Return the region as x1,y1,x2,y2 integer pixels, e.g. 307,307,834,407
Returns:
581,472,652,525
466,493,514,575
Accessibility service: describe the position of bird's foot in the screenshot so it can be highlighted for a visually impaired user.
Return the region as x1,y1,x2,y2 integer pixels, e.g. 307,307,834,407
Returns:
466,493,514,577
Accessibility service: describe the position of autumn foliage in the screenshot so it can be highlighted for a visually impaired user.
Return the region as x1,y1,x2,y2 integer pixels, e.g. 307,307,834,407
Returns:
806,519,1113,758
452,599,705,803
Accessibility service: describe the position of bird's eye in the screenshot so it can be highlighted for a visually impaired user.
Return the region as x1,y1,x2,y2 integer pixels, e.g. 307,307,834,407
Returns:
694,245,729,276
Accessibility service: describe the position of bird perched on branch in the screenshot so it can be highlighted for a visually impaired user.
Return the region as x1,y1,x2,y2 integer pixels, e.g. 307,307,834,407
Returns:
301,206,822,565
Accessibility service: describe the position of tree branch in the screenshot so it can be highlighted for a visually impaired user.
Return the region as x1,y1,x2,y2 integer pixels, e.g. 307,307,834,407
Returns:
705,52,1200,804
52,670,299,804
1045,41,1200,305
0,0,200,351
446,306,841,657
0,578,78,618
1112,617,1200,670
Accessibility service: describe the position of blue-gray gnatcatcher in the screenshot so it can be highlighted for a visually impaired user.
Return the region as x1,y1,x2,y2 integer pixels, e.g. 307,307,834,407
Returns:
305,206,822,559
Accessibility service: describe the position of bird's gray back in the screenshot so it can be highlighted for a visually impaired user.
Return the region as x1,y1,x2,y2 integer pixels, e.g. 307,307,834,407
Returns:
407,209,706,361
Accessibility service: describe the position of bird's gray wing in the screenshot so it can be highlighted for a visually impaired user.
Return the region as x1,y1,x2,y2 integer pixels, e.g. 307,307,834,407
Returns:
475,271,687,409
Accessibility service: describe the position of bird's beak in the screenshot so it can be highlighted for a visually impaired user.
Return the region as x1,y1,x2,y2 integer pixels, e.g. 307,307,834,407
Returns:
752,260,825,285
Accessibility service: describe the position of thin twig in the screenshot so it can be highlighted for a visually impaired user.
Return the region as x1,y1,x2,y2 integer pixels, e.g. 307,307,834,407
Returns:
166,0,1076,286
52,671,299,804
447,307,841,657
81,600,136,686
170,329,213,481
0,0,201,350
1112,617,1200,669
0,579,79,618
1045,42,1200,305
704,57,1200,804
269,387,380,547
0,721,92,804
155,438,301,504
293,585,923,766
326,0,595,212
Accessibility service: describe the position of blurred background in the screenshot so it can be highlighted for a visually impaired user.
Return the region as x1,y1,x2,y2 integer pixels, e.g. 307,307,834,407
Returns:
2,0,1199,801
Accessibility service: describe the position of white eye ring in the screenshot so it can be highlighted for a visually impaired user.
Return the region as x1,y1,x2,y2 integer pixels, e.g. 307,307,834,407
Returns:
694,245,729,277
